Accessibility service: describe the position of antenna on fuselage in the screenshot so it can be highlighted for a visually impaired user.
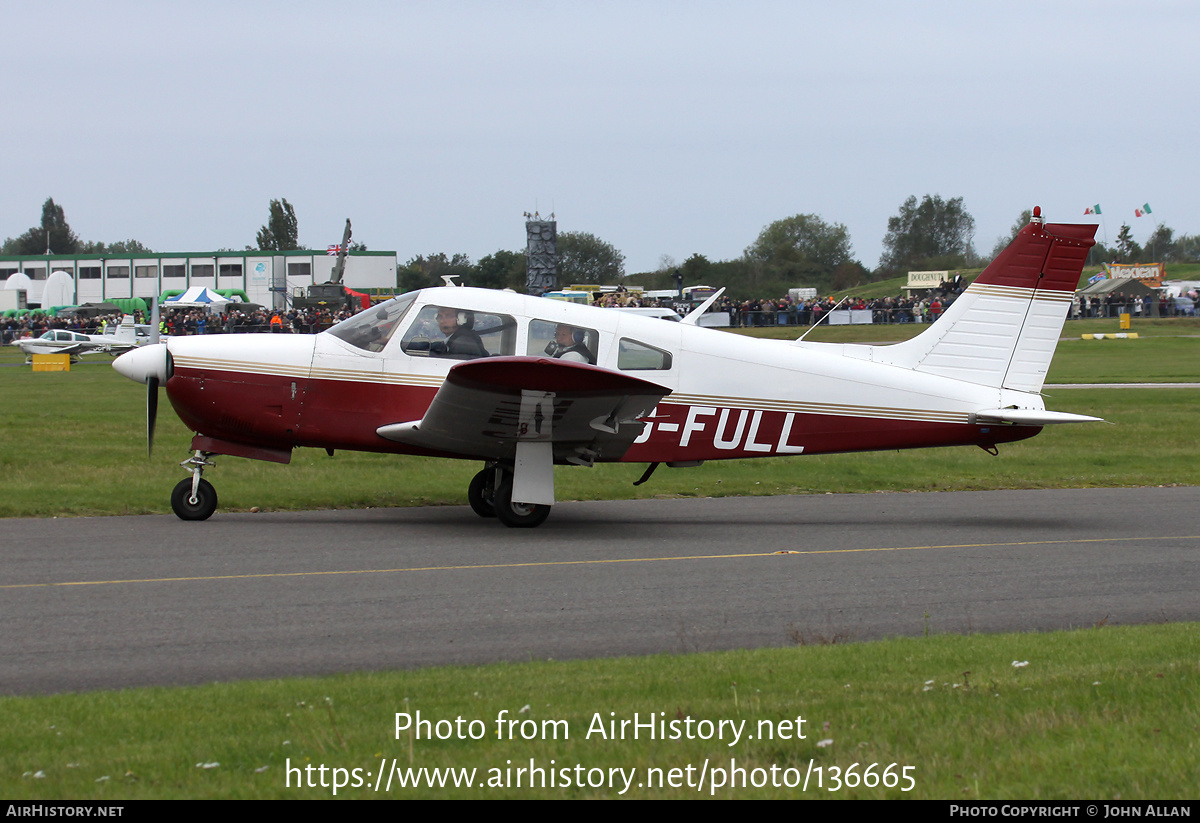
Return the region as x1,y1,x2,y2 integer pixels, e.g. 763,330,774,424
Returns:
795,295,848,342
441,275,461,287
681,287,725,325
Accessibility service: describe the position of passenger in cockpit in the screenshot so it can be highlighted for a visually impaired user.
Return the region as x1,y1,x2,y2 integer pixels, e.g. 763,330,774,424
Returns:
548,323,593,364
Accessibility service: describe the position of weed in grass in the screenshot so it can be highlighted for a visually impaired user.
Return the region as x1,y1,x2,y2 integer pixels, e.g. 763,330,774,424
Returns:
787,622,856,646
285,697,347,755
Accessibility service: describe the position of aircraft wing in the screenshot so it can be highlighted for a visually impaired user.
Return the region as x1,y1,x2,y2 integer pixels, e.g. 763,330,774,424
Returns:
20,342,90,356
376,356,671,463
72,342,135,357
94,341,137,354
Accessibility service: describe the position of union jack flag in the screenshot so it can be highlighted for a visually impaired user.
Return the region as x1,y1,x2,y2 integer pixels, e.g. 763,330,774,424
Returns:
327,245,342,256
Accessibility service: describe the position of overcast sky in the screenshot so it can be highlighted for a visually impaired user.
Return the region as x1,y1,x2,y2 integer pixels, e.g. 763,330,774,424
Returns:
3,1,1196,274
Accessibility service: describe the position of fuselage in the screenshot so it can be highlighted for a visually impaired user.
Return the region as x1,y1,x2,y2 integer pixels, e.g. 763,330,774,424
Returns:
158,286,1043,464
16,330,102,354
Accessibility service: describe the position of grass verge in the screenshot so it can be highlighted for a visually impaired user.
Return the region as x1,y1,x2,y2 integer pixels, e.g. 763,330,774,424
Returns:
2,345,1198,517
2,624,1195,799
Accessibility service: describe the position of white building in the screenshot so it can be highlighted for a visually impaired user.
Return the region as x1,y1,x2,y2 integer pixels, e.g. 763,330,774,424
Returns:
0,249,398,308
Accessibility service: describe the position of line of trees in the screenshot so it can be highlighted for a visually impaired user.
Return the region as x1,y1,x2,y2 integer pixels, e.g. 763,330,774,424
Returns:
1,198,151,255
1,197,333,257
396,231,626,293
633,195,978,298
1102,222,1200,265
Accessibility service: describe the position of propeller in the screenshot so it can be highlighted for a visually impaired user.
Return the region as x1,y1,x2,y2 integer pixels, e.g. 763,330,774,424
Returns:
148,296,160,456
147,376,159,457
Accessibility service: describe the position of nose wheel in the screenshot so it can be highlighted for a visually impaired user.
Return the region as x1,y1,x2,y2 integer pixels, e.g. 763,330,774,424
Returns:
171,477,218,521
171,450,218,521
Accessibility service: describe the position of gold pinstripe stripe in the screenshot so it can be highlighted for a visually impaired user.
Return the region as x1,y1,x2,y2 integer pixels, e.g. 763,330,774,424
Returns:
172,357,444,388
966,283,1074,301
174,357,310,379
663,394,970,424
1031,291,1075,303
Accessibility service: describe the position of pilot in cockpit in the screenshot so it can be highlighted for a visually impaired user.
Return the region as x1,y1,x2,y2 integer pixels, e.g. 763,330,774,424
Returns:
435,307,488,357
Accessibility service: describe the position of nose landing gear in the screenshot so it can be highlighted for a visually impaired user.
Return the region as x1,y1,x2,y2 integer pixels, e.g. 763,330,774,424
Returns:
171,450,218,521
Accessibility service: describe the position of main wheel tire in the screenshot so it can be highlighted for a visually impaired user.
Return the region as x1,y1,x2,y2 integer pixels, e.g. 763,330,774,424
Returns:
467,468,497,518
494,477,551,529
171,477,218,521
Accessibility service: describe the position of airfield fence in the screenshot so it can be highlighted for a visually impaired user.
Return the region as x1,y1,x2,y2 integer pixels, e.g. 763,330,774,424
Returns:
3,297,1196,345
729,298,1194,328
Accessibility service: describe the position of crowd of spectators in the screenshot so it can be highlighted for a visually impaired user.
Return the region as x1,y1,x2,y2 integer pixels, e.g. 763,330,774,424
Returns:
600,285,1200,326
158,306,359,335
4,285,1198,347
1,306,360,344
594,291,953,327
1074,290,1199,319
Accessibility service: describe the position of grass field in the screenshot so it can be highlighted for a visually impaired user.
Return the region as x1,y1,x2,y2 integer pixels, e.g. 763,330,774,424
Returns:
2,325,1197,800
2,625,1195,799
1,323,1197,518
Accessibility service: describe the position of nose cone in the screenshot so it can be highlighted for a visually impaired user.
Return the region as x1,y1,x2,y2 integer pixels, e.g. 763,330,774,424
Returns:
113,343,170,384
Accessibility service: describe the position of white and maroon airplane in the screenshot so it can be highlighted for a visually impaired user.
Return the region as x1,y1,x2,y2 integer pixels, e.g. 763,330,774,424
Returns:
114,208,1100,527
17,315,149,361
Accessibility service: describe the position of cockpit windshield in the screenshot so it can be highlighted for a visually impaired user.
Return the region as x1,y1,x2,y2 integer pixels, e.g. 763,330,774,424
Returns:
326,293,418,352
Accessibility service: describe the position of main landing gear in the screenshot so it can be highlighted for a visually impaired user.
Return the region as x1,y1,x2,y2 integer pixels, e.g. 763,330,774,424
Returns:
171,450,218,521
468,464,551,529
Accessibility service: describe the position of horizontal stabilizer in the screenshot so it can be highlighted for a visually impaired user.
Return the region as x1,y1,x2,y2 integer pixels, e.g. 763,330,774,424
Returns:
974,408,1104,425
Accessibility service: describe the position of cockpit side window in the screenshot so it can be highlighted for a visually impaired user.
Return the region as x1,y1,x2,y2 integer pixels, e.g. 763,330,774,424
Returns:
617,338,672,370
528,319,598,365
326,293,417,352
400,305,517,359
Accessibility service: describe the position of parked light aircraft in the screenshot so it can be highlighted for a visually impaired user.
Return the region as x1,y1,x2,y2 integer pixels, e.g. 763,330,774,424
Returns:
113,209,1101,526
17,316,148,362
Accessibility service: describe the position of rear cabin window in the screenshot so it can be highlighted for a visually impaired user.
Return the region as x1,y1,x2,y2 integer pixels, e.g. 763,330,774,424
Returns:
617,338,672,370
527,319,598,364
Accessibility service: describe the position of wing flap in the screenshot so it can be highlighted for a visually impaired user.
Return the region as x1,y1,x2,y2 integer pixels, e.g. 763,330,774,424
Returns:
376,356,671,461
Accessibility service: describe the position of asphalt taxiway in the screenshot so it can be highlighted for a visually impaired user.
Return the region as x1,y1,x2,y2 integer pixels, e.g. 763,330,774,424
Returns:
2,486,1196,694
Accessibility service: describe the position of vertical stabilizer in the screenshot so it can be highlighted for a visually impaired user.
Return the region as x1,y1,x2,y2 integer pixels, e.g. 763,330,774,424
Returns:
877,210,1095,392
114,314,139,345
